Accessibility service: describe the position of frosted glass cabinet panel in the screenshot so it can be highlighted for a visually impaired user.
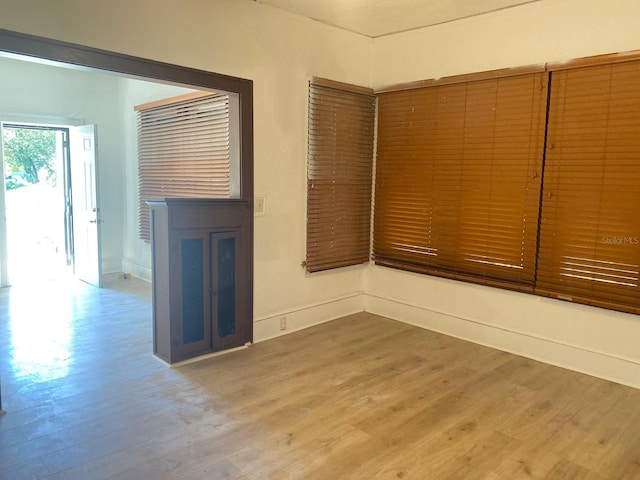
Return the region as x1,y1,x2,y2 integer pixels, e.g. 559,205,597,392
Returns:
212,234,238,340
181,237,206,344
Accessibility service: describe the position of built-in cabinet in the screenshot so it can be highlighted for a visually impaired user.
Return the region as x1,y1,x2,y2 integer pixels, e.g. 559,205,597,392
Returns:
148,198,252,364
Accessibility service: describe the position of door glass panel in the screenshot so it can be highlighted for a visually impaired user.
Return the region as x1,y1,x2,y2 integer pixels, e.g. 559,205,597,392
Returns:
181,238,204,344
217,236,236,337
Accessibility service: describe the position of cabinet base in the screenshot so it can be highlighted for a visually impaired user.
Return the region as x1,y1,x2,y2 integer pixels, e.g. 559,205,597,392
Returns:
152,343,251,368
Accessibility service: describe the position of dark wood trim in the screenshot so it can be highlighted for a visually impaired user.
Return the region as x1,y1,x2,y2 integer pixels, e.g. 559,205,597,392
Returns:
311,77,374,96
0,28,253,201
373,259,535,294
375,48,640,94
0,28,255,347
547,49,640,71
0,29,248,93
375,64,545,94
535,288,640,316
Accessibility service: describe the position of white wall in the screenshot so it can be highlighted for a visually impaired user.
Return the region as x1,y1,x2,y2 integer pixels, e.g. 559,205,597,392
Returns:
0,57,125,274
374,0,640,86
0,0,374,336
368,0,640,388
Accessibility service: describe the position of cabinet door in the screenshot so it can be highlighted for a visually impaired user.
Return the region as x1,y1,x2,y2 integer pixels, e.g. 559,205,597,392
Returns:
174,232,212,357
210,231,243,349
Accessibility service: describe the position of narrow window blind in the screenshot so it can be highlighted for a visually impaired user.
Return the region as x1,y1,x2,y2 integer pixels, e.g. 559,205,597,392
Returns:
537,61,640,313
306,80,376,272
136,92,230,242
374,73,547,290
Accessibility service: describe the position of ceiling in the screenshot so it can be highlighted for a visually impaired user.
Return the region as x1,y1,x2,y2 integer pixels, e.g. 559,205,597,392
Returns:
254,0,543,38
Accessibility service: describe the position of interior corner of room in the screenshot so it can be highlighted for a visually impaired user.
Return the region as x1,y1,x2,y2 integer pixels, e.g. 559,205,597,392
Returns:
0,0,638,385
1,1,640,476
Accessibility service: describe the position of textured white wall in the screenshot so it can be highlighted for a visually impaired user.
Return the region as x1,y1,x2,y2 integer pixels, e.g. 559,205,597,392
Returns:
374,0,640,85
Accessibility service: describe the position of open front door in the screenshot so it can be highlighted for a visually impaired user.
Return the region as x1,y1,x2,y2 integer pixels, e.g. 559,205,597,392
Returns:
69,125,102,287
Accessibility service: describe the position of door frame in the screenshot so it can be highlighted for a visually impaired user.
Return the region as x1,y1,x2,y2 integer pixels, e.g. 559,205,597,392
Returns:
0,29,253,197
0,29,255,406
0,123,73,287
0,27,254,307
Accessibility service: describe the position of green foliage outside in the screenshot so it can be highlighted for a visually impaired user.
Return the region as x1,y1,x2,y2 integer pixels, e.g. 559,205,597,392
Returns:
3,127,57,189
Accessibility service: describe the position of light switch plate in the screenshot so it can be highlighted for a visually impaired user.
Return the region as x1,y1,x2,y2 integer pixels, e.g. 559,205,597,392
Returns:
255,196,266,216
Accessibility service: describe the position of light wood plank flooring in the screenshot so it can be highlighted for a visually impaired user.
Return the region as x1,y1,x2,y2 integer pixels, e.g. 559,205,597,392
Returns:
1,276,640,479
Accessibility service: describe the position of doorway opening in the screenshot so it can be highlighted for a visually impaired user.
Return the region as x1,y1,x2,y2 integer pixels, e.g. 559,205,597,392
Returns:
1,123,72,286
0,27,254,413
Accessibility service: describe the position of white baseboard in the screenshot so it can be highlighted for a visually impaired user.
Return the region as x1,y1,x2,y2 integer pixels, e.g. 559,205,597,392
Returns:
122,258,152,283
364,294,640,390
153,344,250,368
101,258,122,275
253,292,364,342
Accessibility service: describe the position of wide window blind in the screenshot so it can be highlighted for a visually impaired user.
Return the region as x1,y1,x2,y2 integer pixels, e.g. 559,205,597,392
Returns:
306,80,376,272
136,92,230,242
537,61,640,313
374,72,547,290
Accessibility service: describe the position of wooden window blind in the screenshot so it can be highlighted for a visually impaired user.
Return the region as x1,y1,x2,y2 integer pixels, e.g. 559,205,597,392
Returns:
537,61,640,313
374,73,547,290
136,92,230,242
306,80,376,272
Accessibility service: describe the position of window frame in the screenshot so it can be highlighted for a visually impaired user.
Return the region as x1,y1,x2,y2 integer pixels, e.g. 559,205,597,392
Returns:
372,51,640,315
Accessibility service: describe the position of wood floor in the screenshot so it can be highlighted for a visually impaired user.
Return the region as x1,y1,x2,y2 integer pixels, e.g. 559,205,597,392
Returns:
1,276,640,479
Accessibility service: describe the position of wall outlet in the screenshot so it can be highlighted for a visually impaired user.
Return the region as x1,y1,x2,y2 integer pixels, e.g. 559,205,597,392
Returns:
279,316,287,331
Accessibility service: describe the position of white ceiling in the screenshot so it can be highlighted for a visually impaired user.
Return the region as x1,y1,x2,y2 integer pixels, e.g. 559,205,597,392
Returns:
254,0,543,38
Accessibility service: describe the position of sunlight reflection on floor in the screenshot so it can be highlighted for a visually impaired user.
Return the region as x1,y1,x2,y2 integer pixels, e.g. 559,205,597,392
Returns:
4,277,79,383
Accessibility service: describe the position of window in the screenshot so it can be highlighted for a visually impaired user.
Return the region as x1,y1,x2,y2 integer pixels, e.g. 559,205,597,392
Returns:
373,53,640,314
536,60,640,313
374,71,547,291
306,79,376,272
136,92,234,242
